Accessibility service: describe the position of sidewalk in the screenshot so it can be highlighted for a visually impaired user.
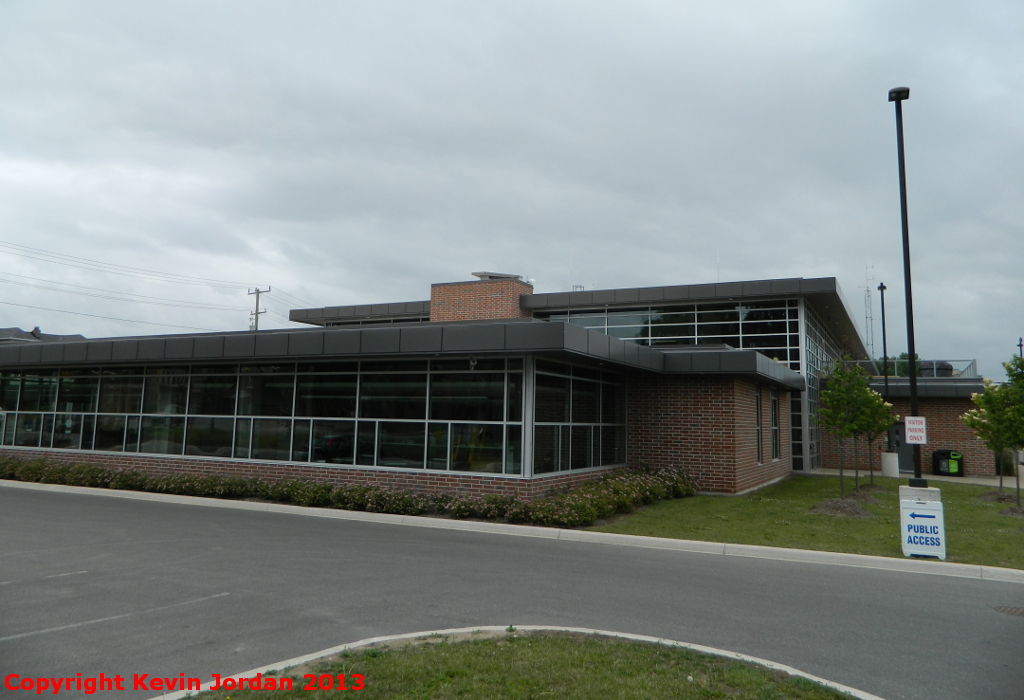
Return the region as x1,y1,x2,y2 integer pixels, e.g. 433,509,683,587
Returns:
811,468,1018,490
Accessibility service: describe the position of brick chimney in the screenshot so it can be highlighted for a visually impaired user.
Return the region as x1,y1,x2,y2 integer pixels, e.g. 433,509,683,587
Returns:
429,272,533,322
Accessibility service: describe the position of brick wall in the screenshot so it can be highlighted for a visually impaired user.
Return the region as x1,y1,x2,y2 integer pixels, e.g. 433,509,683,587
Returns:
429,279,533,322
818,432,888,475
819,396,994,477
0,447,615,500
626,374,791,494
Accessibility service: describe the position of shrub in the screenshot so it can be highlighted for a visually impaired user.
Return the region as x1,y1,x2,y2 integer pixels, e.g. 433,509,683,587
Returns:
0,456,696,529
365,487,428,515
514,464,698,528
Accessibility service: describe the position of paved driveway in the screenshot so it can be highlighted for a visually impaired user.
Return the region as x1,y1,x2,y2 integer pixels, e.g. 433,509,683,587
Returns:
2,485,1023,700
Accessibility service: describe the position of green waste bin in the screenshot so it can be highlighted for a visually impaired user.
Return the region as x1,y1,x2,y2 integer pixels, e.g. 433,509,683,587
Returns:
932,449,964,476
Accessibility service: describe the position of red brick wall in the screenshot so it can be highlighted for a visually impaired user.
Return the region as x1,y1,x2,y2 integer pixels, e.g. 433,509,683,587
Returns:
819,431,888,475
0,447,614,500
819,396,994,477
626,374,791,494
429,279,533,322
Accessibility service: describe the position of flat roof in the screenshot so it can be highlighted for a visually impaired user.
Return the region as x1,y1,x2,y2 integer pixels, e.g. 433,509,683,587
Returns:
524,276,867,360
287,276,867,361
0,319,804,391
290,299,429,325
870,377,985,399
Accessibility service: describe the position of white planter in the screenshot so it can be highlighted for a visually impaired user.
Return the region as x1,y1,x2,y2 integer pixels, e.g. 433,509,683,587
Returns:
881,452,900,478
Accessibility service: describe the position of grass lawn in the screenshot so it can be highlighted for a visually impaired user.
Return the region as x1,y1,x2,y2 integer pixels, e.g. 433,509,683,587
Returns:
193,632,854,700
591,475,1024,570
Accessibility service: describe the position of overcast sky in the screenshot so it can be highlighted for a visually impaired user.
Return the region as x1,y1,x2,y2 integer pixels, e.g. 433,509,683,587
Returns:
0,1,1021,377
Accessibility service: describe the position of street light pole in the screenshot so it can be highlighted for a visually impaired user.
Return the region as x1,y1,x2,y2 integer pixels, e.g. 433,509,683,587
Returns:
1018,337,1022,358
889,86,923,484
878,282,889,400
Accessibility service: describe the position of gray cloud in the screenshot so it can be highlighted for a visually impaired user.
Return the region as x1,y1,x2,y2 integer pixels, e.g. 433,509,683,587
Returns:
0,0,1021,375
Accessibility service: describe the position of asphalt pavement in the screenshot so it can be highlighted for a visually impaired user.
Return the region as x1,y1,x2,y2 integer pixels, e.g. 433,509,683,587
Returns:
2,483,1023,700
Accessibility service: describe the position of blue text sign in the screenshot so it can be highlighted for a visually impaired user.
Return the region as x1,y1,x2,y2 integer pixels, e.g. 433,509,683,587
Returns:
900,499,946,560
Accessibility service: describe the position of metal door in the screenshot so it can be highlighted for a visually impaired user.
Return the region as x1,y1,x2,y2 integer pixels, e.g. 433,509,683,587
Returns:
888,422,915,473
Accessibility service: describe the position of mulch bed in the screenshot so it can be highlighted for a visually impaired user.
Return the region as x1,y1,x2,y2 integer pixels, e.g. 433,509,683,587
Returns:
979,491,1018,504
845,491,879,504
854,484,887,493
998,506,1024,518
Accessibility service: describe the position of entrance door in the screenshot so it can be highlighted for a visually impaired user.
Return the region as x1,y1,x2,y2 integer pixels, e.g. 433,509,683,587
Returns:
888,422,915,473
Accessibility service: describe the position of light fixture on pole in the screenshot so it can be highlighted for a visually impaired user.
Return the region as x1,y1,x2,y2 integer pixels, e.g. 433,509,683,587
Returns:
888,85,924,485
878,282,889,399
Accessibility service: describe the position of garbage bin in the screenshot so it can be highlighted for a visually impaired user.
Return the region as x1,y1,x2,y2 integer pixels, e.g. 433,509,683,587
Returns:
932,449,964,476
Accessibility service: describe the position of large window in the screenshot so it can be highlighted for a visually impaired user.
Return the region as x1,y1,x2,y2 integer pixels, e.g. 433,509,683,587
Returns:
547,299,799,364
0,358,528,476
771,388,780,460
533,360,626,474
756,384,763,464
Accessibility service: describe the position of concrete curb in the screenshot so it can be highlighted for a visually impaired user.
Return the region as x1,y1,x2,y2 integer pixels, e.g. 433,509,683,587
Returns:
4,479,1024,585
145,625,886,700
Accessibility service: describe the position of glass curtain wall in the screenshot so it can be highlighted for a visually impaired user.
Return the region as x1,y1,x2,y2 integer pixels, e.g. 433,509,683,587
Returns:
533,360,626,473
800,303,844,470
547,300,800,365
0,359,532,476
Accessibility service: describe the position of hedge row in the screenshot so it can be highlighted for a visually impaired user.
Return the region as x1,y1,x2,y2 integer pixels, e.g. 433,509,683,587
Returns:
0,456,696,528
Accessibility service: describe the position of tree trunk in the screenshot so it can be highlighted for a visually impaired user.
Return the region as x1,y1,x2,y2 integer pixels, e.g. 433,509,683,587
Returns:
854,435,860,491
839,438,846,499
1016,451,1021,510
868,437,875,486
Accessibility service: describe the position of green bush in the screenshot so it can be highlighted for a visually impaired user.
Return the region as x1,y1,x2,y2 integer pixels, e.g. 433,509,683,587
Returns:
512,465,698,528
365,487,428,515
0,456,695,528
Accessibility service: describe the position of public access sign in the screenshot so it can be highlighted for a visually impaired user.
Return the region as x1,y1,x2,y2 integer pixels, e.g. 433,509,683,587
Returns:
905,416,928,444
900,499,946,560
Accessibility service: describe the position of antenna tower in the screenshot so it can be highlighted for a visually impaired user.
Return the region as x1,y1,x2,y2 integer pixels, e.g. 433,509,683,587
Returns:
861,265,875,359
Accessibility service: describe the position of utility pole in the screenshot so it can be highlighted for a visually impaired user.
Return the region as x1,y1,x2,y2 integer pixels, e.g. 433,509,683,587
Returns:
1018,337,1023,358
249,287,270,331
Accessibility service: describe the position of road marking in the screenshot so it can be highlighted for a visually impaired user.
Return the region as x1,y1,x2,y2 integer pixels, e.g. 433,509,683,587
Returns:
1,570,89,586
146,626,887,700
0,592,230,643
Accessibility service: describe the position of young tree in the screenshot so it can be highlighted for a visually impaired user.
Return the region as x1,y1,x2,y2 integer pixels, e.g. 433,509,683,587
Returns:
858,389,898,486
964,356,1024,508
963,388,1010,492
819,357,872,498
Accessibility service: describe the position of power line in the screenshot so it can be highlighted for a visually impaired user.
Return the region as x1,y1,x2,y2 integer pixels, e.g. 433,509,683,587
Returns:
265,310,306,326
267,288,317,308
0,277,249,311
0,269,250,308
0,300,224,332
0,239,258,289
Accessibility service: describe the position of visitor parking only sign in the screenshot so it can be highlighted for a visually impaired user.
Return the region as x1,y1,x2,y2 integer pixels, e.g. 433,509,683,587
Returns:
900,499,946,560
905,416,927,444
